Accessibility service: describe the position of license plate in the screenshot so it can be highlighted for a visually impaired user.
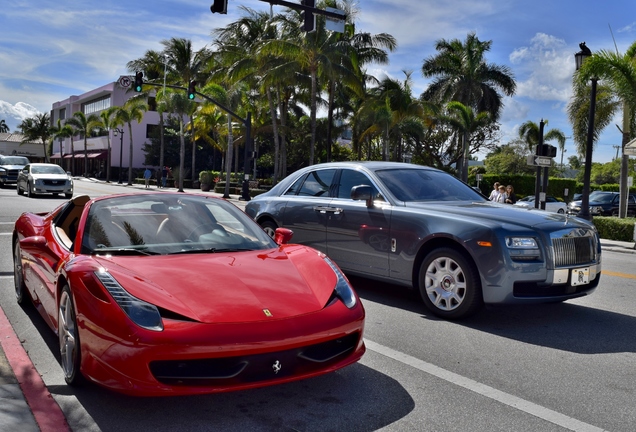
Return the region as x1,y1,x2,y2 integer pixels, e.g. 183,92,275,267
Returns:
571,267,590,286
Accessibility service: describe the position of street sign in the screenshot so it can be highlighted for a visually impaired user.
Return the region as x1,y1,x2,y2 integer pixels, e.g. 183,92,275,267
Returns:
118,76,131,88
325,7,345,32
527,155,552,167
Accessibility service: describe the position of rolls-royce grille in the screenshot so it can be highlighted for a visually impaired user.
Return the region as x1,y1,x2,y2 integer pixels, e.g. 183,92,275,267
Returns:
148,332,360,387
552,236,593,267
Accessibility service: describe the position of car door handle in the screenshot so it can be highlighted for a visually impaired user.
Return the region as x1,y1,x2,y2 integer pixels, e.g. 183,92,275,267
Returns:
313,206,344,214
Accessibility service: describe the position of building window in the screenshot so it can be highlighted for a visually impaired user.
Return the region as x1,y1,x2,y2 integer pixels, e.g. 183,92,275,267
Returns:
146,124,159,139
82,96,111,115
59,108,66,120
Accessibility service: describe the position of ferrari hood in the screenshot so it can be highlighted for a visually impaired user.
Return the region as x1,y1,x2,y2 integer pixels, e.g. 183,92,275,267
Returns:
93,246,338,324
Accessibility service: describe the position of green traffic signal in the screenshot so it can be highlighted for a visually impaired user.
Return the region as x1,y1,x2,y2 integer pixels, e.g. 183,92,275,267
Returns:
134,72,143,92
187,81,196,100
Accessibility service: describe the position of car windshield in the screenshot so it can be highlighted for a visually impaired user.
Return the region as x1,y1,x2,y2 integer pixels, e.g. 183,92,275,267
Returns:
375,168,486,202
591,193,615,203
81,195,277,255
31,165,65,175
1,157,29,165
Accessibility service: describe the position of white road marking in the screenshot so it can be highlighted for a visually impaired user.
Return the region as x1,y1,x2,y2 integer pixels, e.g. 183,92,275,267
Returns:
365,339,605,432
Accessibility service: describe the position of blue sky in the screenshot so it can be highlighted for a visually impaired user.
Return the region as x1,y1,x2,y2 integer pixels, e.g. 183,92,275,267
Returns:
1,0,635,164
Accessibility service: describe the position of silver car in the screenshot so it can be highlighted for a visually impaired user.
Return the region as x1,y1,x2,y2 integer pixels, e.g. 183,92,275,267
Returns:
246,162,602,319
17,163,73,198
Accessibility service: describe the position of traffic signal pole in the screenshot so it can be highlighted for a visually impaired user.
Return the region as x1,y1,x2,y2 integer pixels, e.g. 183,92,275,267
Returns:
142,81,253,201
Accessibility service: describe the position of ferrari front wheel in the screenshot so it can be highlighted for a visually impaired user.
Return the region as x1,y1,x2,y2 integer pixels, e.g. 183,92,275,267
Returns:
13,240,26,304
418,247,483,319
58,285,84,386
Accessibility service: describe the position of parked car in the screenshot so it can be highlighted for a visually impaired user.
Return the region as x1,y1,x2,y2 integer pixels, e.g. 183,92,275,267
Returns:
246,162,601,319
16,163,73,198
0,155,29,187
13,193,365,396
567,191,636,216
514,195,566,213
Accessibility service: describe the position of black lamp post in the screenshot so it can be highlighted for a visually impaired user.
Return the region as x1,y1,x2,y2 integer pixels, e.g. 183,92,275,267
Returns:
574,42,597,221
114,128,124,184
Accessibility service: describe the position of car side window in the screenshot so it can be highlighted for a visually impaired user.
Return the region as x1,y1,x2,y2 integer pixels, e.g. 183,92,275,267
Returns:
284,173,308,196
296,169,336,197
336,169,379,200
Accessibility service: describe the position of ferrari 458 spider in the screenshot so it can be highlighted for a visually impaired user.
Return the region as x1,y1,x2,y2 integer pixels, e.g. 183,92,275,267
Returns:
13,193,365,396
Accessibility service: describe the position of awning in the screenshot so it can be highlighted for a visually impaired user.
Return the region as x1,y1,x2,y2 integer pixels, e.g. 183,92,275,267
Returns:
50,153,62,159
88,151,107,159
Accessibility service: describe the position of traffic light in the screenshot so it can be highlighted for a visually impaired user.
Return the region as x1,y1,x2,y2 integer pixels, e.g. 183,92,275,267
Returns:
210,0,227,14
187,81,196,100
134,72,143,92
301,0,316,32
541,144,557,158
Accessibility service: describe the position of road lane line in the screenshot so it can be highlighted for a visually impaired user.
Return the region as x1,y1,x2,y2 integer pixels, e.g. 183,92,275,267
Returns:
365,339,605,432
601,270,636,280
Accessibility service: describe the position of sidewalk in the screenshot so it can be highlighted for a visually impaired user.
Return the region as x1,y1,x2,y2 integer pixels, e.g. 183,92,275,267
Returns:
1,178,634,431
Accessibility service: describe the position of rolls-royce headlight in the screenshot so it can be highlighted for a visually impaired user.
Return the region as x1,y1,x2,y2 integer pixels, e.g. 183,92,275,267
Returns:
94,270,163,331
506,237,541,261
324,257,357,309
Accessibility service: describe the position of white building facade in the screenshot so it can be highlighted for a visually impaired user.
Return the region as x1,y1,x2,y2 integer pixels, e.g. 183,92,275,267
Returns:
50,78,162,177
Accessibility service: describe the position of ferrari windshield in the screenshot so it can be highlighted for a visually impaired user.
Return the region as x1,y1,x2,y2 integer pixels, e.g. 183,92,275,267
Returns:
375,168,486,202
81,194,277,255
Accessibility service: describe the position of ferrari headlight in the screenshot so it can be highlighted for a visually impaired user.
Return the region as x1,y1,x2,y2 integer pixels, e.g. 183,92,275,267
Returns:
94,270,163,331
324,257,357,309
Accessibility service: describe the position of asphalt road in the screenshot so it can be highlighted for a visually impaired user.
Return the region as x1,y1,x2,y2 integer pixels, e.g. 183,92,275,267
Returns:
1,179,635,431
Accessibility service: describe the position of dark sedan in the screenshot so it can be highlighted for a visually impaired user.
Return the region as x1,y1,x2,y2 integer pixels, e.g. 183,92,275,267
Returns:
246,162,602,319
567,191,636,216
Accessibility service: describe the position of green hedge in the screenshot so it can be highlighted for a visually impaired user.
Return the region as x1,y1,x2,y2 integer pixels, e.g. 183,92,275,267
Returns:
592,216,636,242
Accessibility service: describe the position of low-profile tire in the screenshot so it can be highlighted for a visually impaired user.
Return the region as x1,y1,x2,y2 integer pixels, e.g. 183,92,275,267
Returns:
13,240,27,305
65,193,73,199
58,285,84,386
260,220,278,238
418,247,483,319
557,208,565,214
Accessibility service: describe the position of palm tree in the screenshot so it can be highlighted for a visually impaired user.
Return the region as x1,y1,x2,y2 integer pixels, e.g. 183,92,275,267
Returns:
573,42,636,217
18,113,52,163
0,119,9,133
51,119,75,173
97,107,119,182
421,32,516,122
127,49,170,177
66,111,100,176
518,120,567,154
161,91,192,192
113,97,147,185
440,101,491,182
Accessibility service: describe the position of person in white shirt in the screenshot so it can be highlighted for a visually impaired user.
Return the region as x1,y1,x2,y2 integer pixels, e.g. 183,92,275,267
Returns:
496,185,507,203
488,182,501,201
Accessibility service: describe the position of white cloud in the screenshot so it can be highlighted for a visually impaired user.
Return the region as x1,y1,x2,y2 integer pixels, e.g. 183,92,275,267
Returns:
509,33,574,103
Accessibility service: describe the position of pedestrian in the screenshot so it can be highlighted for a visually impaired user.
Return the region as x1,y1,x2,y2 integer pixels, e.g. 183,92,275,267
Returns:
488,182,501,201
156,168,162,188
496,185,507,203
505,185,517,204
162,166,168,188
143,167,152,189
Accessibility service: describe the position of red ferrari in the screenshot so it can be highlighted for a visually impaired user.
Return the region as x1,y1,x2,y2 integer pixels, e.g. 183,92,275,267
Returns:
12,193,365,396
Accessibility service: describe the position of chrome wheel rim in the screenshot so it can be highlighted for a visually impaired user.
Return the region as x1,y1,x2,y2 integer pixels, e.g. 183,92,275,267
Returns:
262,225,276,238
424,256,466,311
58,290,77,379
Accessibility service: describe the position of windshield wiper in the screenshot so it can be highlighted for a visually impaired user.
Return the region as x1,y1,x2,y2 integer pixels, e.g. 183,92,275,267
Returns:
93,247,158,256
168,247,254,255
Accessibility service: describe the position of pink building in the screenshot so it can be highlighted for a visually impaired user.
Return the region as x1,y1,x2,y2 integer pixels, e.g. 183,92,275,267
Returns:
50,77,162,178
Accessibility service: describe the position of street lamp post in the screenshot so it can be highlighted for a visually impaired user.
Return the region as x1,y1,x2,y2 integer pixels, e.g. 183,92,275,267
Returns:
114,128,124,184
574,42,597,221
